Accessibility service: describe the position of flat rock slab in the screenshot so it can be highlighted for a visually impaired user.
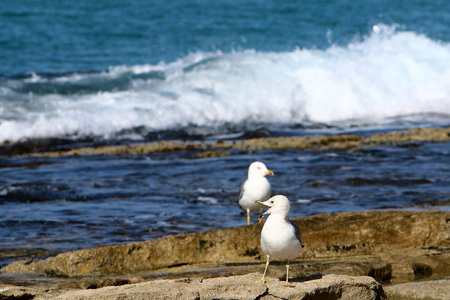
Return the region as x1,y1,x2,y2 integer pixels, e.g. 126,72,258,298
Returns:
43,273,385,300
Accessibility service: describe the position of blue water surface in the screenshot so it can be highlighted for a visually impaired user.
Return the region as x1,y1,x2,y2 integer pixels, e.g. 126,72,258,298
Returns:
1,0,450,75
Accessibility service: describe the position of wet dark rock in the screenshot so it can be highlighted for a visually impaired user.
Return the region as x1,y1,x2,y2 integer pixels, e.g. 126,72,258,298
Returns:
369,264,392,282
0,137,99,156
242,128,271,139
412,263,433,280
0,291,34,300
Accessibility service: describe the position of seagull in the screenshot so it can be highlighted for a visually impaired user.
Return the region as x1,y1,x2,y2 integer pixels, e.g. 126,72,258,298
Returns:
238,161,274,225
256,195,303,286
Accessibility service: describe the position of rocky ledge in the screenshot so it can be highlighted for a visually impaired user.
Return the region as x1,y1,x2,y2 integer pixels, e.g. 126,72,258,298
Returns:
2,126,449,157
1,210,449,299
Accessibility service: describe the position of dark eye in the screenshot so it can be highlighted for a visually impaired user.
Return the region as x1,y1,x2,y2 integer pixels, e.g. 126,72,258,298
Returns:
270,201,274,204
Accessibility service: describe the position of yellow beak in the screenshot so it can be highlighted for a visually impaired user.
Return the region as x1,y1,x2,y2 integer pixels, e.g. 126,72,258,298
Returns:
262,207,272,216
265,170,274,176
257,200,272,215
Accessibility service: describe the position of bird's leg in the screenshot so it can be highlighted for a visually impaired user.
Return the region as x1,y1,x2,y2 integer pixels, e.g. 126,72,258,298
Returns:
285,262,290,285
247,211,251,225
256,255,270,283
258,210,263,223
283,261,295,287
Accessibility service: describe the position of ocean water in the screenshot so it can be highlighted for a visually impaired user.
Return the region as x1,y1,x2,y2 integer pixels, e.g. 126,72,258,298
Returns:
1,1,450,267
1,0,450,142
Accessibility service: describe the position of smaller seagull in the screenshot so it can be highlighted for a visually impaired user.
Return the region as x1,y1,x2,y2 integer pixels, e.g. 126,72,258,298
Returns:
256,195,303,286
238,161,274,225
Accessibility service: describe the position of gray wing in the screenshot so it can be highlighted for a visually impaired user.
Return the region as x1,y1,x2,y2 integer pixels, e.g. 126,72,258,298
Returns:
238,181,246,211
288,220,303,246
238,180,246,201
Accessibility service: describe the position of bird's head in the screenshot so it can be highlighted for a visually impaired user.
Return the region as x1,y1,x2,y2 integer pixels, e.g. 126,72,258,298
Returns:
248,161,274,178
257,195,291,217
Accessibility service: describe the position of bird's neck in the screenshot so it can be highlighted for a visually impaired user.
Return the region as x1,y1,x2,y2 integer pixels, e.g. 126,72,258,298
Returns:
248,174,267,181
267,211,289,222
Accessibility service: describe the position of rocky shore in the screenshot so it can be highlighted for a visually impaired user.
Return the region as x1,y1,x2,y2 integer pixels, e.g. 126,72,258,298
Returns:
1,210,449,299
1,126,449,157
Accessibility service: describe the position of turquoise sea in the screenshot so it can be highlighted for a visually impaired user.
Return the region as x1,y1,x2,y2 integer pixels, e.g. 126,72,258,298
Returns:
0,1,449,267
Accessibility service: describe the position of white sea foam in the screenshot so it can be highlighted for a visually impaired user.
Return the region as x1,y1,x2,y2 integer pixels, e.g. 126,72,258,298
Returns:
1,25,449,143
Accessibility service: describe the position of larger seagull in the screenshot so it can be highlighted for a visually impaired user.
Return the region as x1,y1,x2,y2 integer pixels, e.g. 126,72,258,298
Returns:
257,195,303,286
238,161,274,225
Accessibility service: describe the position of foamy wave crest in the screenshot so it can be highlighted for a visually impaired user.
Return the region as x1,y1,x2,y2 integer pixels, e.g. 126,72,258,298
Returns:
1,24,449,143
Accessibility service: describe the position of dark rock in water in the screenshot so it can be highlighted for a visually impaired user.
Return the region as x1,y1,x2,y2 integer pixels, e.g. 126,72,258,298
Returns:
241,127,271,139
369,264,393,282
0,137,98,156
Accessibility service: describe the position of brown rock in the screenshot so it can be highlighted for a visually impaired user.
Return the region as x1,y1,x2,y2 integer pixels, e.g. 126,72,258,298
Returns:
2,210,449,281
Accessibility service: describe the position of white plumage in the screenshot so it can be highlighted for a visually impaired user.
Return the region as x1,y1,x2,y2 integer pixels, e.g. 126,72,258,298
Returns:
238,161,274,225
257,195,303,285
